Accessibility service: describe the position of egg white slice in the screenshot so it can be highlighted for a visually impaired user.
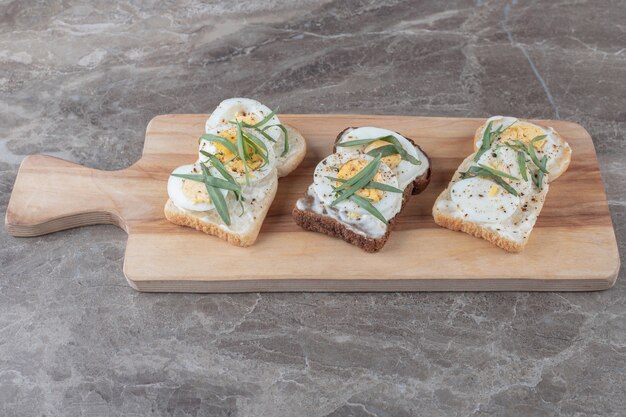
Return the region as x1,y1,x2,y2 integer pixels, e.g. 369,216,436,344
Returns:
336,126,428,189
199,125,277,184
205,97,285,155
312,152,402,222
450,177,520,223
168,164,228,212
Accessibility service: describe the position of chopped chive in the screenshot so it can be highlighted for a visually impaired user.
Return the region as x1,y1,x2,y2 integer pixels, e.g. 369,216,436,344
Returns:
200,134,238,156
330,156,382,206
251,107,278,128
348,194,387,224
474,121,494,162
517,151,528,181
527,136,549,174
171,173,240,191
534,155,548,190
333,155,381,193
337,135,421,165
200,152,245,206
263,124,290,157
327,176,402,193
235,122,250,184
460,167,518,196
200,164,230,225
477,164,519,181
366,144,399,159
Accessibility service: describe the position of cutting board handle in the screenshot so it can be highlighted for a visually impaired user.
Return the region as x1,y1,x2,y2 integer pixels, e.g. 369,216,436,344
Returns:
5,155,125,237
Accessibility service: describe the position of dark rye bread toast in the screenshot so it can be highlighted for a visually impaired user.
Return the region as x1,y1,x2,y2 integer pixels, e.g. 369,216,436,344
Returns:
293,129,431,252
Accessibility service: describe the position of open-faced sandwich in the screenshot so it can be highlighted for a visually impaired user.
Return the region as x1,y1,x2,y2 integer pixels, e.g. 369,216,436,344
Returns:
293,127,431,252
433,116,572,252
164,98,307,246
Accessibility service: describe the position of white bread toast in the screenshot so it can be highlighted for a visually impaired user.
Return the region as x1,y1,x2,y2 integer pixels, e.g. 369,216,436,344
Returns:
165,122,306,247
433,154,549,252
433,117,571,252
165,171,278,247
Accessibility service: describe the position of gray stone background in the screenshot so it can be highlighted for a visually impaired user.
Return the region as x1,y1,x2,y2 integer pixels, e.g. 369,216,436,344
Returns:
1,0,625,416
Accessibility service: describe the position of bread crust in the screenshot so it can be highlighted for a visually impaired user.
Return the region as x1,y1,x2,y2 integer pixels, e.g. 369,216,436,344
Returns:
164,200,256,247
293,183,414,253
432,203,525,253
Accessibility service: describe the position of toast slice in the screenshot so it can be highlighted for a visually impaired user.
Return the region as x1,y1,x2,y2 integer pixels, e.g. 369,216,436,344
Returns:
432,154,549,252
165,122,306,247
293,128,431,252
433,118,571,252
164,171,278,247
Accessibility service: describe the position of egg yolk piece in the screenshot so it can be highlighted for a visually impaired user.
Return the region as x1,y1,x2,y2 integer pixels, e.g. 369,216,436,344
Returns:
499,123,547,149
213,127,263,173
336,159,384,202
182,180,211,204
363,140,401,168
234,112,258,126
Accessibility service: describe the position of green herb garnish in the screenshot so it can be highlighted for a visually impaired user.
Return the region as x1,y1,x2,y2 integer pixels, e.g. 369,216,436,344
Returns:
474,121,494,162
250,107,278,128
474,120,516,162
533,155,548,190
200,151,245,214
528,135,549,174
330,157,382,206
328,177,403,194
263,124,290,157
517,151,528,181
234,121,250,184
348,194,387,224
336,135,421,166
326,155,401,224
500,137,551,191
170,173,240,192
200,134,238,156
477,163,519,181
232,107,291,157
201,163,230,225
460,166,518,196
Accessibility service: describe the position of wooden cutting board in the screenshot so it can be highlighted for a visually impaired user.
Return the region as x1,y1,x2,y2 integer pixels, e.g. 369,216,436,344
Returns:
5,115,620,292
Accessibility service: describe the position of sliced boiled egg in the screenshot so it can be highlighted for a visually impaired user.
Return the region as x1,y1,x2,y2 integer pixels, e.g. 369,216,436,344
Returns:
477,116,568,176
312,152,402,222
167,164,228,212
450,177,520,223
205,97,285,155
336,159,385,202
336,126,428,189
199,125,276,184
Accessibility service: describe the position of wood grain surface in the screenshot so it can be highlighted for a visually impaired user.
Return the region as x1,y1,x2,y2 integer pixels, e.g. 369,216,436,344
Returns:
5,114,620,292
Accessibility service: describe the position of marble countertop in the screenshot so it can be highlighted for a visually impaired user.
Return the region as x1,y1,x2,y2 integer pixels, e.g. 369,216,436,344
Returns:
1,1,624,415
